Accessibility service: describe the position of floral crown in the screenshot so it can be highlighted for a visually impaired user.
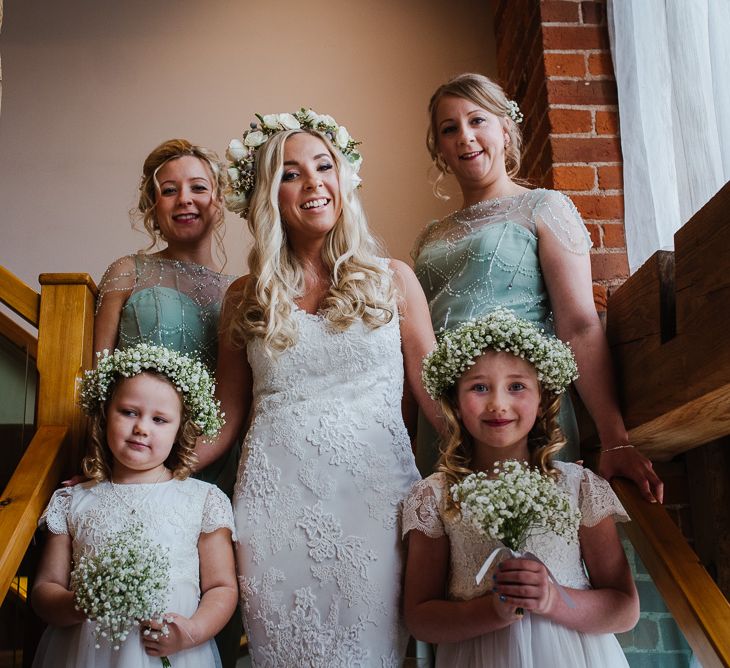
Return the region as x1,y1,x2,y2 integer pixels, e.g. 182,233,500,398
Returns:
506,100,524,124
225,108,363,218
80,344,225,437
422,308,578,399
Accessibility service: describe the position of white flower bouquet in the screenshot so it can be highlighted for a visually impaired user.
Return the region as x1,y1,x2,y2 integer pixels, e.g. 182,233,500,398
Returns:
71,523,171,664
451,460,580,552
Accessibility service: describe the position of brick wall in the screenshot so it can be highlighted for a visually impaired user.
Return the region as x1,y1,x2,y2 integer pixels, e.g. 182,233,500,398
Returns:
494,0,628,313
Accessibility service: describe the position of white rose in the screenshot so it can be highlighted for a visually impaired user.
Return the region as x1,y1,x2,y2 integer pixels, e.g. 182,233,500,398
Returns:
244,130,267,147
227,167,240,182
262,114,280,129
317,114,337,127
303,109,320,124
226,138,247,162
336,125,350,149
277,113,301,130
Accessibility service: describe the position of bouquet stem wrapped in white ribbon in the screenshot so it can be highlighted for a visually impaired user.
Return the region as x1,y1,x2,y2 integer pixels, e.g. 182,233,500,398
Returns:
451,460,581,610
71,523,172,664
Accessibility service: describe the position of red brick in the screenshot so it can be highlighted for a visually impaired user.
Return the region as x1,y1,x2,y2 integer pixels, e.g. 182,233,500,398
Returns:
541,1,580,22
551,136,622,162
584,222,602,246
581,2,605,24
598,164,623,189
595,110,619,135
590,252,630,280
547,79,617,105
588,52,614,76
571,194,624,219
548,108,592,134
592,283,608,312
602,223,626,247
542,25,610,50
544,52,586,77
552,165,596,190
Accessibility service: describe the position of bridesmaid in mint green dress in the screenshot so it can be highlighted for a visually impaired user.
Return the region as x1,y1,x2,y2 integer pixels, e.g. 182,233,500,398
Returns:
413,74,663,504
93,139,241,667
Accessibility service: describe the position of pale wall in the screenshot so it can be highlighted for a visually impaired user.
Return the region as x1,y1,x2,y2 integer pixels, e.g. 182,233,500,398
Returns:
0,0,496,291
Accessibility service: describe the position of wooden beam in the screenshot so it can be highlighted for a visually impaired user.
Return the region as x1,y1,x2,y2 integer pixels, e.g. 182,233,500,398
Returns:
0,310,37,359
607,183,730,459
0,265,40,327
36,273,97,470
0,426,67,601
614,479,730,667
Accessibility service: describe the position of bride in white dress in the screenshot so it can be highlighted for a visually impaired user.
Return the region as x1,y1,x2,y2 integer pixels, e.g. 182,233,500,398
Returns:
195,112,440,666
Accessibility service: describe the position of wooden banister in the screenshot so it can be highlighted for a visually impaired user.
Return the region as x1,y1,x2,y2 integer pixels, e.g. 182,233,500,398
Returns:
614,480,730,667
0,425,68,601
36,273,97,469
0,265,41,327
0,309,38,359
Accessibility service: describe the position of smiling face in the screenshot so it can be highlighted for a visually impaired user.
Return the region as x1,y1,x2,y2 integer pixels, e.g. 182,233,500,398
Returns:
277,132,342,246
435,95,511,194
154,155,221,251
456,350,541,467
105,373,182,482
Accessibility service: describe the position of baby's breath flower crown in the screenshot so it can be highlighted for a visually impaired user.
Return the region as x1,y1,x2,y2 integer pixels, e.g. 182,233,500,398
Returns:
225,109,363,218
80,343,224,437
422,308,578,399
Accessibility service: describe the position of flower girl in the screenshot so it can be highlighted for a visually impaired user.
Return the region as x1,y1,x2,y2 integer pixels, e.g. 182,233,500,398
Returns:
32,344,238,667
402,309,639,667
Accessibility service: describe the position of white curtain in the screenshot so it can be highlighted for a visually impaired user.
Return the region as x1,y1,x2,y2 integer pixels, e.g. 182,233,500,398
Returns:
607,0,730,272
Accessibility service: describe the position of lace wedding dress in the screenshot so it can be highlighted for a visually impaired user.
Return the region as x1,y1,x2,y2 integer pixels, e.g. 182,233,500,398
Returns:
233,298,420,667
402,462,631,668
33,478,236,667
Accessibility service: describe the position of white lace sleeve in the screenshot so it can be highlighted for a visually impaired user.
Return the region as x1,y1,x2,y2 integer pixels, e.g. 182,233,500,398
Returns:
39,488,72,535
201,485,237,541
579,468,630,527
96,254,137,314
534,190,592,255
401,478,445,539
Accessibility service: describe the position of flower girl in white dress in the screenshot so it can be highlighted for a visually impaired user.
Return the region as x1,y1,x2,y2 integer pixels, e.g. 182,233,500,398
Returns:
32,344,238,667
402,309,639,667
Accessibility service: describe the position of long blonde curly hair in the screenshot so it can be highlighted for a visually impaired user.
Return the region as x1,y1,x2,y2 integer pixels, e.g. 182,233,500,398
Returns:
426,73,524,200
437,376,566,516
227,129,395,354
82,373,199,482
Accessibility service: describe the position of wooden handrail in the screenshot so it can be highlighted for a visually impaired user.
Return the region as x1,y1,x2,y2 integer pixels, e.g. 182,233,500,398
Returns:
0,425,68,601
0,309,38,360
0,265,40,327
614,479,730,667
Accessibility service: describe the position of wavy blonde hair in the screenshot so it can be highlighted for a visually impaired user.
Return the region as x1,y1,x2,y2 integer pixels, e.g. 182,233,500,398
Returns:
227,129,395,354
82,372,199,482
437,374,566,517
133,138,227,265
426,73,523,200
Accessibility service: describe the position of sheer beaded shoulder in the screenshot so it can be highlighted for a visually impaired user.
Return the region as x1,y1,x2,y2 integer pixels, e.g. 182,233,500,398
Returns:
402,476,446,540
96,254,235,369
533,189,593,255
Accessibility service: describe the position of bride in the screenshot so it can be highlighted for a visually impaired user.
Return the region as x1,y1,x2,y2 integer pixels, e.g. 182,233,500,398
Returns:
195,110,439,666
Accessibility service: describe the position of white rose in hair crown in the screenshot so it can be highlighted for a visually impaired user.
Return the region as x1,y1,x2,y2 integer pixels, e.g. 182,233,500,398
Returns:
224,107,363,218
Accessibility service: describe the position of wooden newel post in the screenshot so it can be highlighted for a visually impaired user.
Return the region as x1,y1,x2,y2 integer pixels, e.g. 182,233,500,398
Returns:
36,273,97,473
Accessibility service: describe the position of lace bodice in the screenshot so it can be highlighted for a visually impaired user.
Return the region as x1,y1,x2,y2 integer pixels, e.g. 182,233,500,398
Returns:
97,254,235,369
402,463,628,599
42,478,236,591
412,189,591,333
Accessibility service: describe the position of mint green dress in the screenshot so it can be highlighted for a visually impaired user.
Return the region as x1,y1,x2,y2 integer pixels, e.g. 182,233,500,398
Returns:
97,253,238,494
412,189,592,475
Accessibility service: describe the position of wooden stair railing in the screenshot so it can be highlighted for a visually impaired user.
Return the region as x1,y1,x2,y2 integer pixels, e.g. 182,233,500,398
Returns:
614,481,730,668
0,267,96,602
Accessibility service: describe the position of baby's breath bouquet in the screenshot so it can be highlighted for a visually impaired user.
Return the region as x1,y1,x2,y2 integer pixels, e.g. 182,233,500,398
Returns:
71,523,171,663
451,460,581,594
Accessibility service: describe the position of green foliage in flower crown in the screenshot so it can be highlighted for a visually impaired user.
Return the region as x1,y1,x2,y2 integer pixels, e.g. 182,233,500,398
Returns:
71,523,170,651
451,460,581,551
421,308,578,399
225,108,363,218
80,343,225,437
